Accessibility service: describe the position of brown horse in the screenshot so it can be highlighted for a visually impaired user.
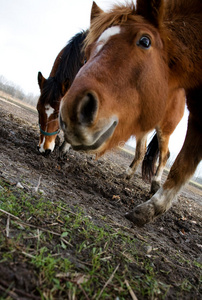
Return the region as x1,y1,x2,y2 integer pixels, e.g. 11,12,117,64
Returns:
37,31,87,155
60,0,202,226
127,88,185,194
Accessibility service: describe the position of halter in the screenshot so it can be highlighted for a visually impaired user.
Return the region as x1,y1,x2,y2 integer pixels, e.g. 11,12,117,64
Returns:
39,123,59,136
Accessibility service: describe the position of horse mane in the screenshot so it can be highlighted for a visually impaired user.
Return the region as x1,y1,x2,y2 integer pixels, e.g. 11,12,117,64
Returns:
40,30,87,106
55,30,87,86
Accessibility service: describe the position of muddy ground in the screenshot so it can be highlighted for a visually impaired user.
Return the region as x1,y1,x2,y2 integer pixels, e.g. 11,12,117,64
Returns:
0,96,201,299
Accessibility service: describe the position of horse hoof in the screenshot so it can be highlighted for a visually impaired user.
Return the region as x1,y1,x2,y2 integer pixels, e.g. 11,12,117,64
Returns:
59,142,71,159
125,173,133,180
117,172,131,180
123,174,131,181
125,202,156,226
150,181,160,194
125,167,134,180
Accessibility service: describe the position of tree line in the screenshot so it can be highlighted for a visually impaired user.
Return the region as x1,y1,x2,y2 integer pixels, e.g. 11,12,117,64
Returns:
0,75,38,106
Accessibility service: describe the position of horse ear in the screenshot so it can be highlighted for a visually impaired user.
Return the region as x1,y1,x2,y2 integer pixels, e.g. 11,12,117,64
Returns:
90,2,103,22
38,72,46,90
136,0,164,28
61,79,70,97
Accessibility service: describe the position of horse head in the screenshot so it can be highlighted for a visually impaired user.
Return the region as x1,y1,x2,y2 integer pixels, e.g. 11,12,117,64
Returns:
37,71,68,155
37,30,87,156
60,0,169,156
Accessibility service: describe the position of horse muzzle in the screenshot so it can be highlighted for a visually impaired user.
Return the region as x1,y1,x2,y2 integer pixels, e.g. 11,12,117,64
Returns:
37,146,52,156
60,90,119,152
71,119,118,151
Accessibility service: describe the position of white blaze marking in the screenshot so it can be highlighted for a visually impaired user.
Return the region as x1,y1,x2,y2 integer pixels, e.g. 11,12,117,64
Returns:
95,26,121,55
38,136,46,153
45,104,55,118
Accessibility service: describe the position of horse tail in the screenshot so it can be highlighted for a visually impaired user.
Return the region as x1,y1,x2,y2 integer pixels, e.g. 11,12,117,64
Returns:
142,133,159,183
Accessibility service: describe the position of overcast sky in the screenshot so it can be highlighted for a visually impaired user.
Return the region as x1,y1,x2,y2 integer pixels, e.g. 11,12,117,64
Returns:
0,0,100,95
0,0,201,176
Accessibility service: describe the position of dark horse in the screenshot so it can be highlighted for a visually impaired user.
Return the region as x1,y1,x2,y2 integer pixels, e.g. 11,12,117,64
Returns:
37,30,87,155
60,0,202,225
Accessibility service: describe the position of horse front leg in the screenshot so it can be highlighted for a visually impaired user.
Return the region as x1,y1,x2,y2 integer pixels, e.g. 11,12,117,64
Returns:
125,114,202,226
150,131,170,194
125,134,147,179
151,88,185,194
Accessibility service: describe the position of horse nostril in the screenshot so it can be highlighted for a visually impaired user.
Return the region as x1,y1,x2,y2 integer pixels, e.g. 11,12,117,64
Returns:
78,92,98,125
44,149,51,156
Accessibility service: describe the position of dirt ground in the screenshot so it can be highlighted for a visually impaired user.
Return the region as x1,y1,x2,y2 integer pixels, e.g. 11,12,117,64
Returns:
0,96,201,299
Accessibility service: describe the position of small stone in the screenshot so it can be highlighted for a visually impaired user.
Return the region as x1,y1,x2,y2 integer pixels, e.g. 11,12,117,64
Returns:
145,245,153,254
16,182,24,189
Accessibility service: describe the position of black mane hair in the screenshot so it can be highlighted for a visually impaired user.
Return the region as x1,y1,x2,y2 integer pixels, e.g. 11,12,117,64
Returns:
55,30,87,86
40,30,87,106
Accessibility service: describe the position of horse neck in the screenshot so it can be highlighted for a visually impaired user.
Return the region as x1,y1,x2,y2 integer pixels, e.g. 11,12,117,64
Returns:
55,31,86,86
49,31,86,87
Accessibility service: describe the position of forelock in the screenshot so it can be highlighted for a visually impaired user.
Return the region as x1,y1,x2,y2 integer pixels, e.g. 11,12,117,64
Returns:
84,1,136,49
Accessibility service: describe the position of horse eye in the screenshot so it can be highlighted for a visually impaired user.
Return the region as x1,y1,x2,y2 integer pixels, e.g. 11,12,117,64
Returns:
137,36,151,49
